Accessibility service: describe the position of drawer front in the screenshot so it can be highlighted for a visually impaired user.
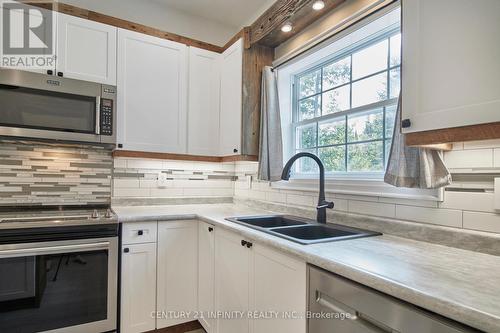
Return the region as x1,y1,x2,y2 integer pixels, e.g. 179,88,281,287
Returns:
122,221,157,244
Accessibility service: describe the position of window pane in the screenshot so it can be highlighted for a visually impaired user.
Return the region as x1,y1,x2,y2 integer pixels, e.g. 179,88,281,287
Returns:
389,67,400,99
385,104,397,138
352,40,388,80
298,95,321,120
319,146,346,172
347,108,383,142
385,139,393,167
352,72,387,108
319,118,346,146
322,56,351,90
295,149,319,173
348,141,384,172
296,124,317,149
323,85,350,114
299,70,321,98
390,33,401,66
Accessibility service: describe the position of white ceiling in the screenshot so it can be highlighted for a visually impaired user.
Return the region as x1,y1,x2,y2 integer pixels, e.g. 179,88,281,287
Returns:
152,0,276,28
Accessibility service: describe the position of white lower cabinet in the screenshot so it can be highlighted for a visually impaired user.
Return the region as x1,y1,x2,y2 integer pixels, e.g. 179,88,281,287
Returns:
198,222,216,332
157,220,199,328
215,229,307,333
121,242,157,333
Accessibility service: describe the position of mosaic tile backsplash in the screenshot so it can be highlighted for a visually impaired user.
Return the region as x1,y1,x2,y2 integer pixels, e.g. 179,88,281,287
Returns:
0,140,112,207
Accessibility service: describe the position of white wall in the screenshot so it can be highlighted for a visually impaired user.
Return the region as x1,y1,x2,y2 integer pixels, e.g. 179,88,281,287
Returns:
62,0,237,46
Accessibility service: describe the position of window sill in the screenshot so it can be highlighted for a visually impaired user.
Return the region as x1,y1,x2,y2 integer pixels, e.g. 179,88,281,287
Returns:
271,177,443,201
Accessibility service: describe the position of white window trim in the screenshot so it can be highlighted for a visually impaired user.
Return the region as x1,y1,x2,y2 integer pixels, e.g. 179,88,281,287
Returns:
274,4,442,202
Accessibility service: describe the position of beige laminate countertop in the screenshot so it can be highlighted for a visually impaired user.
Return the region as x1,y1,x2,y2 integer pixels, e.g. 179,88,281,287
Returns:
113,203,500,332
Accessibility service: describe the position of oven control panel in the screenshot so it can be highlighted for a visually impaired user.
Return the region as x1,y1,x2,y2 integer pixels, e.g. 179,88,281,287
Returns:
100,99,113,136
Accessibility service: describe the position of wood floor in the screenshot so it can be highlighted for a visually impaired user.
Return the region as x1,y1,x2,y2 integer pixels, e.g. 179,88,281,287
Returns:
148,321,205,333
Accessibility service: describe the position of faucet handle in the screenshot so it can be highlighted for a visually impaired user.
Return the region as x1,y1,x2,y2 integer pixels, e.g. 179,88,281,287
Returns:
317,201,334,210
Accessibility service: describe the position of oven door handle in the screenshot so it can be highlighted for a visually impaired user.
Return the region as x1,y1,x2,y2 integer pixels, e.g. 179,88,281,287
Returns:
95,96,101,135
0,241,110,258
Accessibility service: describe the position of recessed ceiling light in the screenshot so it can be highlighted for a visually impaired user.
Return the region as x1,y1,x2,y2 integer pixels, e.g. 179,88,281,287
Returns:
312,0,325,10
281,23,293,33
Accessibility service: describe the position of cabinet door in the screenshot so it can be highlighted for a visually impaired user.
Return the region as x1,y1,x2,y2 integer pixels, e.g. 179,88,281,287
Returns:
56,13,117,84
0,3,56,74
188,47,220,156
198,222,215,332
157,221,198,328
121,243,157,333
117,29,188,153
250,244,307,333
402,0,500,133
215,229,250,333
219,38,243,156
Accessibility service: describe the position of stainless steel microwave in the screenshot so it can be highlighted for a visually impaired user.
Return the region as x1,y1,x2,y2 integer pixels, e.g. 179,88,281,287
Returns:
0,68,116,144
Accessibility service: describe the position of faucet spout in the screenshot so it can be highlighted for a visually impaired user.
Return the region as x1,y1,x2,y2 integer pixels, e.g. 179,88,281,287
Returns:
281,152,334,224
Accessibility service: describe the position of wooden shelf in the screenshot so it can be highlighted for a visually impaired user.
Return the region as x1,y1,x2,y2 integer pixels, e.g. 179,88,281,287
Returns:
405,122,500,146
113,150,258,163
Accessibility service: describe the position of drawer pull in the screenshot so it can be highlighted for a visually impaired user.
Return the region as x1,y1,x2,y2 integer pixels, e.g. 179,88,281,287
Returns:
123,248,130,253
241,240,247,247
208,227,214,232
137,230,144,236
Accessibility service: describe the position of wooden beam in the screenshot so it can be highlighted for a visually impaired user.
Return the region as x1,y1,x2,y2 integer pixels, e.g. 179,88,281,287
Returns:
250,0,347,48
18,0,224,53
223,27,251,51
113,150,258,163
405,122,500,146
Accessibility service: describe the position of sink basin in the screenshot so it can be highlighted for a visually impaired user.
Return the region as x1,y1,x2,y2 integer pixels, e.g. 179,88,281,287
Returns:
228,215,308,228
226,215,381,245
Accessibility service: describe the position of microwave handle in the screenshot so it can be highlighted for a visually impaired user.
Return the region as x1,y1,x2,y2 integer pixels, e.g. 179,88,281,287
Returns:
95,96,101,135
0,241,110,259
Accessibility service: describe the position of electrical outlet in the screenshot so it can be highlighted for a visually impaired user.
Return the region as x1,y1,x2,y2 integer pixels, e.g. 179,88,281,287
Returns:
157,172,169,187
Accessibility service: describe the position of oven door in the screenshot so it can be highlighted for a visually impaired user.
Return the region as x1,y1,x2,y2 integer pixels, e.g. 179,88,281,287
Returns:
0,237,117,333
0,68,102,143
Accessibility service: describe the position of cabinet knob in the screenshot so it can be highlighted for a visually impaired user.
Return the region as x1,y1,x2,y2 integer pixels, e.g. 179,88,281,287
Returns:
241,240,247,247
402,119,412,128
57,72,64,77
137,230,144,236
123,248,130,253
208,227,213,232
47,69,53,75
233,148,238,153
118,143,123,148
246,242,253,249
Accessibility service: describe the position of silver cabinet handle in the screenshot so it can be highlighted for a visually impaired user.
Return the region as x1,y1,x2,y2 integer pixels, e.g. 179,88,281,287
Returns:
316,291,358,320
0,241,110,258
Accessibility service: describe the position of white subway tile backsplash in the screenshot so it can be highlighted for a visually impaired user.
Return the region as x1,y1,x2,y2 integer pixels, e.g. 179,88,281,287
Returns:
439,191,495,213
114,188,150,197
348,200,396,218
395,205,462,228
265,191,286,204
150,188,184,197
127,158,163,169
379,197,438,208
114,179,140,188
332,199,348,212
464,139,500,150
463,212,500,233
494,149,500,168
444,149,493,169
286,193,315,207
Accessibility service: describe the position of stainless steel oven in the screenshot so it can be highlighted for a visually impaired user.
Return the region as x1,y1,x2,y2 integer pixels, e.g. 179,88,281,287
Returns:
0,68,116,144
0,212,118,333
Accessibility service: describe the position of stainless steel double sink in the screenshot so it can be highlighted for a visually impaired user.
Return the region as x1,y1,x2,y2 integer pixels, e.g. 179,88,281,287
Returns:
225,215,381,245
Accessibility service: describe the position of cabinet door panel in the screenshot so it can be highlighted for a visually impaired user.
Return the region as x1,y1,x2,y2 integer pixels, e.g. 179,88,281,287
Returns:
250,244,307,333
219,38,243,156
188,47,220,156
198,222,215,332
121,243,157,333
215,229,250,333
117,29,187,153
402,0,500,133
157,221,198,328
57,13,117,84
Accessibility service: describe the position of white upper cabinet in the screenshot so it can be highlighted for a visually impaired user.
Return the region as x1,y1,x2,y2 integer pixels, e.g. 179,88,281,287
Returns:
56,13,117,85
219,38,243,156
187,47,221,156
402,0,500,133
117,29,188,153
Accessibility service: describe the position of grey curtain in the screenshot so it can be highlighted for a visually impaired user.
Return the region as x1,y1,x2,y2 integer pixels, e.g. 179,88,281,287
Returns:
384,96,452,189
258,66,283,181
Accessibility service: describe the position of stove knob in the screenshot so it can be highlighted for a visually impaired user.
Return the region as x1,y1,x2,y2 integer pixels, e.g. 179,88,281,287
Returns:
91,209,100,219
105,209,113,218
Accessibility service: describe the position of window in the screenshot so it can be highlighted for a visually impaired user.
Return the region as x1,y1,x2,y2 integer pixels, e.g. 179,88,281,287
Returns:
292,30,401,176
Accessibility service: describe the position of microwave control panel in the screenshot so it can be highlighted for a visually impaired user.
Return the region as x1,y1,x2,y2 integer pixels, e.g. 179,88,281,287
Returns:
100,99,113,136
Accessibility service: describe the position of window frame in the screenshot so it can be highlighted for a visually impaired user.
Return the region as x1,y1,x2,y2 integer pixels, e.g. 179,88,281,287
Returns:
291,27,401,179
